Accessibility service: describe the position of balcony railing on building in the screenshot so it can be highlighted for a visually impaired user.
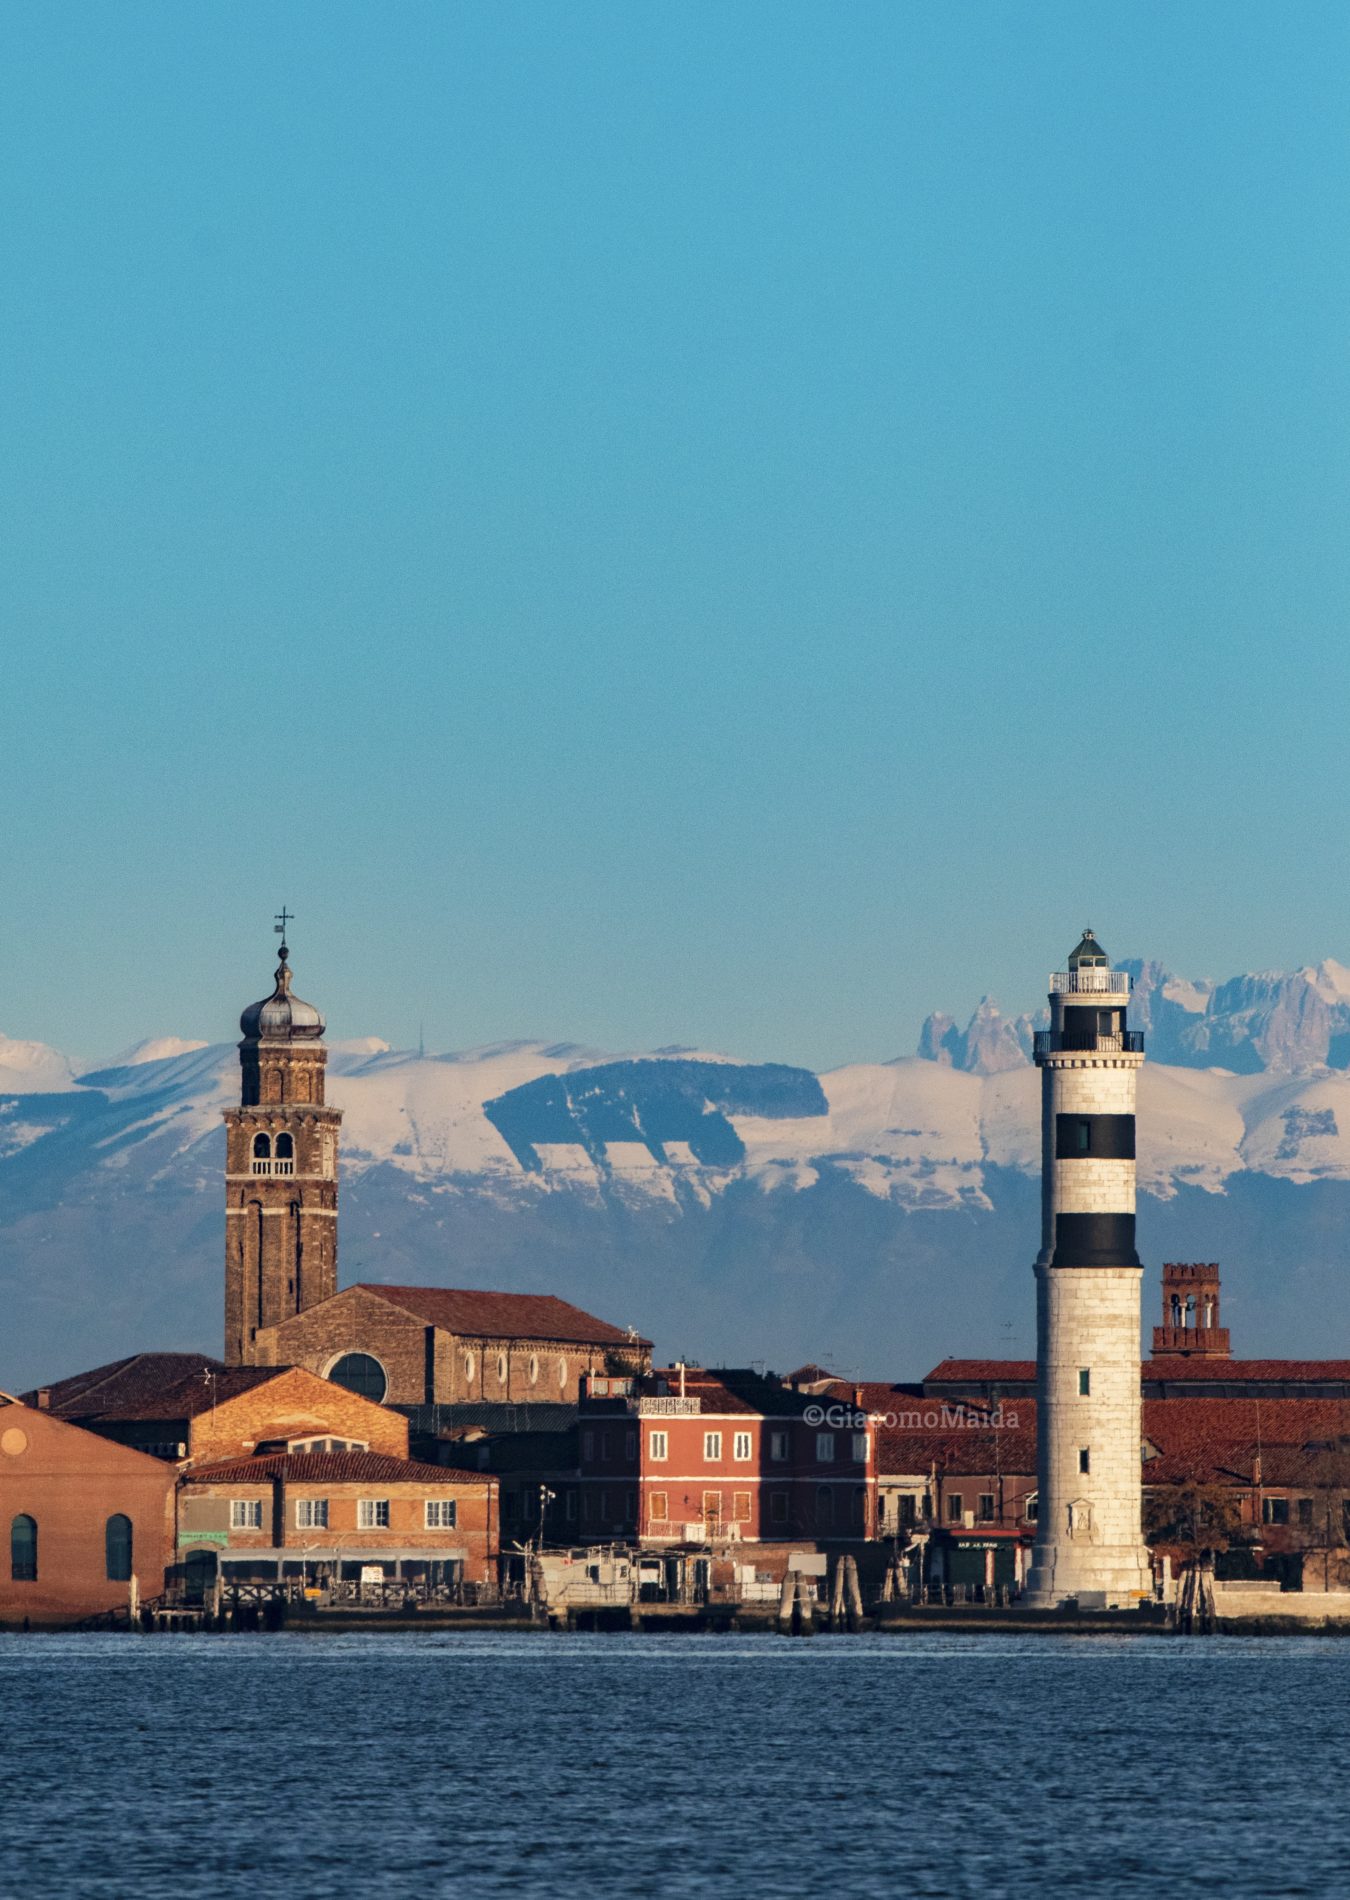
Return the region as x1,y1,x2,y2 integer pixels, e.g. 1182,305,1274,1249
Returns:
627,1395,701,1416
1050,969,1131,995
1033,1028,1145,1057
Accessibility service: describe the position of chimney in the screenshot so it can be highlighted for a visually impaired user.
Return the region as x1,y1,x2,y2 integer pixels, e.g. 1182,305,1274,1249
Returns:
36,1388,51,1411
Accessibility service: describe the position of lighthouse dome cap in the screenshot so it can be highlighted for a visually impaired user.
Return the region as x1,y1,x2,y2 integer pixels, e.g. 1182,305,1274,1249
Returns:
1067,927,1111,969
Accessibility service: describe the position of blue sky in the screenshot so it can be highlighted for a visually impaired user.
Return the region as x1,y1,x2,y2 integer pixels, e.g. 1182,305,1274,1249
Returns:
3,3,1348,1069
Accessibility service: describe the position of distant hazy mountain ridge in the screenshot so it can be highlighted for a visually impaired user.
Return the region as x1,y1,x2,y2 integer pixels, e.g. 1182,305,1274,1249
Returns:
918,955,1350,1077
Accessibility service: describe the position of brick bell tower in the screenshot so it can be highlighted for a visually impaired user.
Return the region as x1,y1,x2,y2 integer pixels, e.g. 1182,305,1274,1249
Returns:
223,915,342,1366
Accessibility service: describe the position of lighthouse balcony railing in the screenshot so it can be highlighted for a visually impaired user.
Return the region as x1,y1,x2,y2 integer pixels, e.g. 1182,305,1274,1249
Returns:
1034,1029,1145,1057
1050,970,1131,995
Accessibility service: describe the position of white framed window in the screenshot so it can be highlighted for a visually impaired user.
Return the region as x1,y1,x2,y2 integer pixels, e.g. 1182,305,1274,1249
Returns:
703,1431,723,1461
852,1432,868,1463
557,1356,568,1389
425,1500,457,1529
295,1498,328,1530
357,1499,390,1530
816,1432,835,1463
769,1430,789,1463
463,1352,476,1383
733,1432,753,1462
230,1499,264,1530
649,1430,669,1461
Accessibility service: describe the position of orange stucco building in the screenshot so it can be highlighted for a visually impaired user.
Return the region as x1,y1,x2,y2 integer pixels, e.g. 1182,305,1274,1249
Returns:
0,1394,176,1628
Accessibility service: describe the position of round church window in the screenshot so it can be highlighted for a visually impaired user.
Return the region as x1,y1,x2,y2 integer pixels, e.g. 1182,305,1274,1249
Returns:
1,1427,28,1457
326,1352,387,1403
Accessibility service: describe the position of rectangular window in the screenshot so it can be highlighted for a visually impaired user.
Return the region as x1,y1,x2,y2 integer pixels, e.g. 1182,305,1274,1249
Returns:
898,1494,917,1525
770,1490,789,1524
566,1492,578,1521
1076,1119,1091,1152
649,1491,668,1523
817,1487,834,1527
978,1494,995,1522
732,1491,752,1521
704,1432,723,1462
1078,1368,1091,1397
582,1431,595,1462
649,1430,668,1461
425,1500,457,1529
357,1499,390,1530
1078,1448,1091,1475
1297,1497,1314,1527
626,1431,637,1459
702,1491,723,1531
231,1500,264,1530
946,1492,964,1523
591,1378,609,1397
769,1431,789,1462
1263,1497,1290,1526
816,1433,835,1463
295,1498,328,1530
733,1432,753,1462
852,1432,868,1463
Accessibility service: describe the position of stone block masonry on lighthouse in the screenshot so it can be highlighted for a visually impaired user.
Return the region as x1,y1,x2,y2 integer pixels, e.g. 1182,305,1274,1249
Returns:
1024,929,1152,1608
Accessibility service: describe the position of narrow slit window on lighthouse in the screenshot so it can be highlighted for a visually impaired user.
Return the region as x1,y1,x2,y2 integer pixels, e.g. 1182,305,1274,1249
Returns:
1075,1121,1091,1153
1078,1368,1091,1396
1078,1447,1091,1474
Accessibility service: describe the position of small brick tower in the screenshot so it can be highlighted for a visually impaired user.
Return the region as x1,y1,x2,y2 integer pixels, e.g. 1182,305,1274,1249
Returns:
1024,928,1152,1609
223,918,342,1366
1152,1262,1229,1358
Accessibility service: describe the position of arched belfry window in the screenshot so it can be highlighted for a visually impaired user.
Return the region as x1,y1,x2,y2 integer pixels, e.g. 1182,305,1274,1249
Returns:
274,1132,294,1176
106,1514,133,1582
10,1514,36,1581
252,1132,272,1175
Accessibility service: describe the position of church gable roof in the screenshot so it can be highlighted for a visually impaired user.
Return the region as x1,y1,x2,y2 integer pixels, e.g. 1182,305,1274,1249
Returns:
351,1283,650,1348
20,1351,225,1418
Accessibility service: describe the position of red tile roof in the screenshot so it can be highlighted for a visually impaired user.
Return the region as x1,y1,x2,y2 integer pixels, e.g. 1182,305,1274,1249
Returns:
187,1450,493,1486
923,1360,1037,1384
91,1366,293,1422
924,1357,1350,1387
355,1285,650,1347
21,1351,225,1417
1140,1398,1350,1484
877,1400,1039,1478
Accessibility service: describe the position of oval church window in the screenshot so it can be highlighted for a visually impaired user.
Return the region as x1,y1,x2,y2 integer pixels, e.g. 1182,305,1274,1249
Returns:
326,1352,388,1403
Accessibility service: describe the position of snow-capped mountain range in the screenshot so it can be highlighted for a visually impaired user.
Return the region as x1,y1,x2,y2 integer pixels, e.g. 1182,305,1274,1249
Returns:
7,951,1350,1388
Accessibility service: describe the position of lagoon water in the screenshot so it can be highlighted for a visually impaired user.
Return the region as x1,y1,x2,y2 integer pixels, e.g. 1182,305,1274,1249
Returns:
1,1630,1344,1898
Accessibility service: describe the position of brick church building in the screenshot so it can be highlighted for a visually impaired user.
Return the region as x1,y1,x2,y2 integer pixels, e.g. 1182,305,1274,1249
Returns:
223,931,650,1406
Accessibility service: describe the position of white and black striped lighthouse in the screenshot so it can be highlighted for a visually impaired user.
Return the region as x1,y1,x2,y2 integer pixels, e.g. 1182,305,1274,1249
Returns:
1023,929,1151,1608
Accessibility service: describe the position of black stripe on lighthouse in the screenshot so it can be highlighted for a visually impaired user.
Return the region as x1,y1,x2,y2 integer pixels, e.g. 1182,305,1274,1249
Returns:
1050,1213,1140,1268
1055,1113,1136,1160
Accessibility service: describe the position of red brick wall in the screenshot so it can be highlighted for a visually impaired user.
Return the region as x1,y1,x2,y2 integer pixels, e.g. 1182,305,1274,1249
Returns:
579,1409,876,1543
0,1404,176,1627
262,1287,647,1407
179,1476,498,1582
188,1368,409,1464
